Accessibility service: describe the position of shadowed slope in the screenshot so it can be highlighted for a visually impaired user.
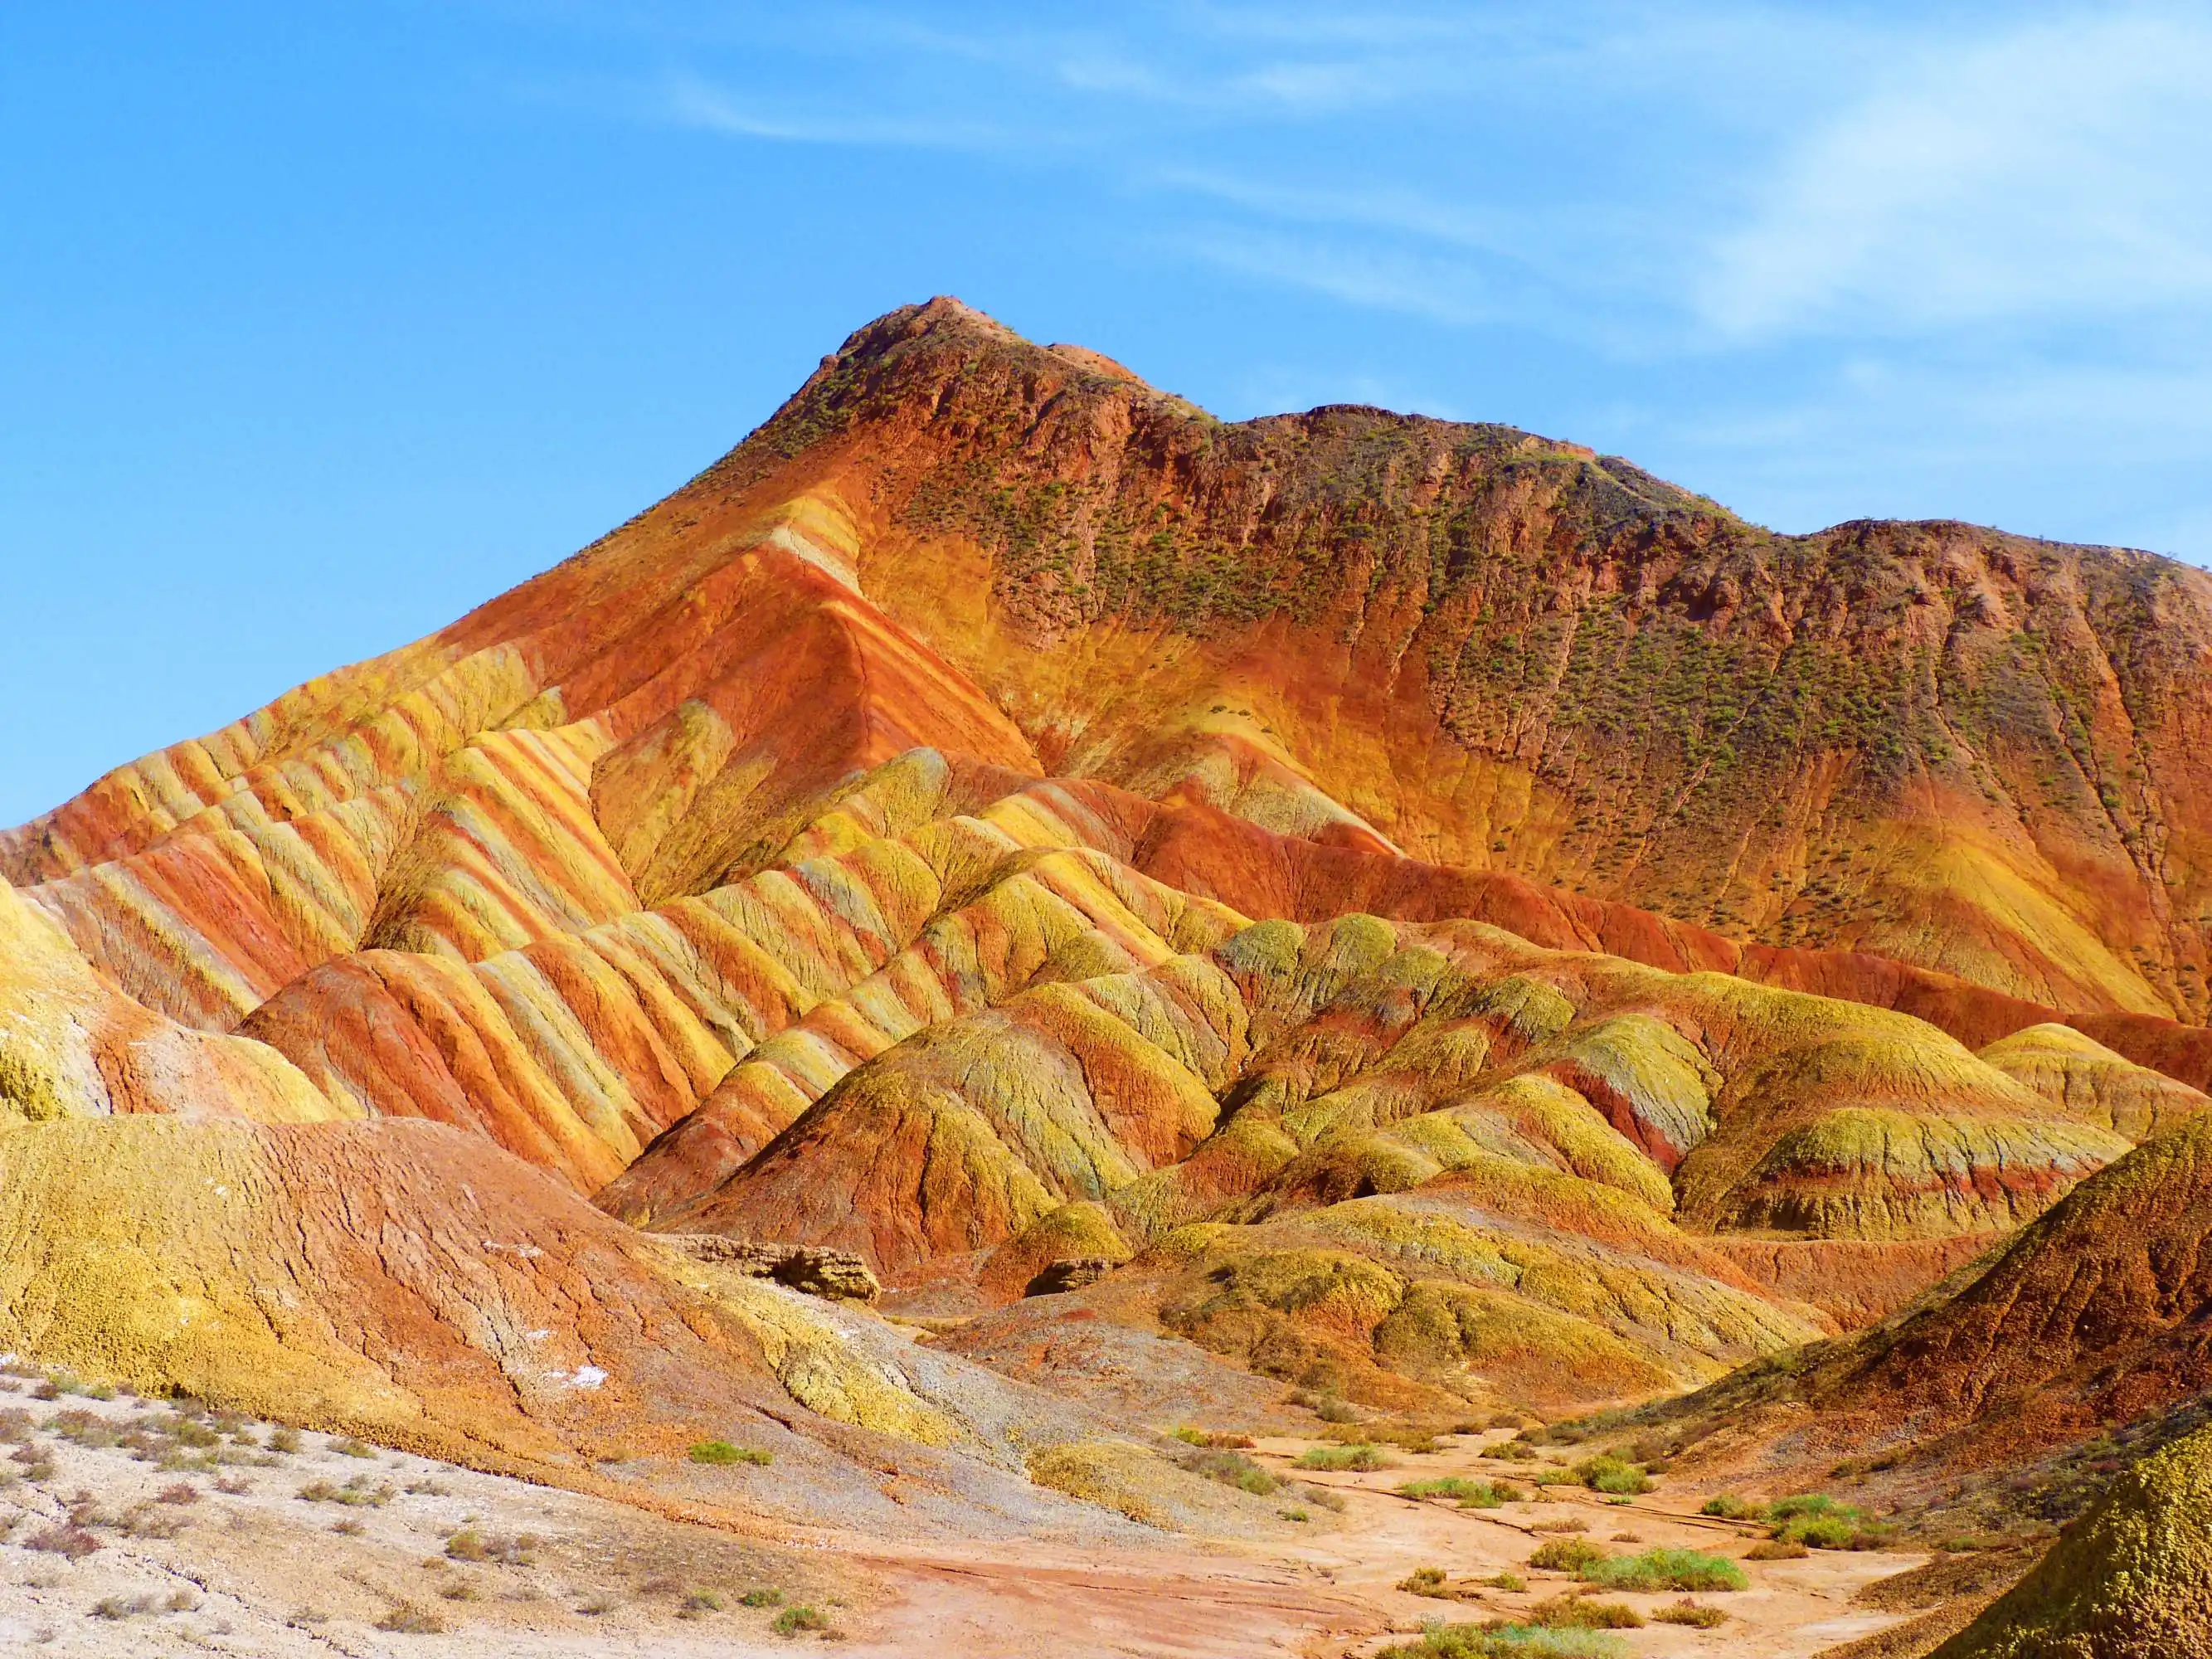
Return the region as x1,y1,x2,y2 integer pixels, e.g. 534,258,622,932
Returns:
1821,1102,2212,1448
1635,1080,2212,1511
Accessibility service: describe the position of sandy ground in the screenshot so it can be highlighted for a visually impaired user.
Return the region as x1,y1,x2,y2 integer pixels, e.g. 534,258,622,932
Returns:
1233,1434,1925,1658
0,1365,1927,1658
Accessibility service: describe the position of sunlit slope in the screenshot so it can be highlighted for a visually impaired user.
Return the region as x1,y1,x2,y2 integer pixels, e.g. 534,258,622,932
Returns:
0,875,333,1126
2,514,1038,1034
600,898,2137,1407
1647,1087,2212,1502
771,303,2212,1018
1935,1422,2212,1659
0,1114,1196,1536
16,299,2212,1035
8,296,2212,1427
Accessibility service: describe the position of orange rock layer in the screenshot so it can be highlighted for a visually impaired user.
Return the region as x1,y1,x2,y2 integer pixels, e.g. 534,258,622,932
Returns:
7,298,2212,1424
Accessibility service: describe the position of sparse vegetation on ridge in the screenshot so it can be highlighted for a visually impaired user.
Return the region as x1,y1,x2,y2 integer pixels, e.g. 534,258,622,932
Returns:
7,295,2212,1654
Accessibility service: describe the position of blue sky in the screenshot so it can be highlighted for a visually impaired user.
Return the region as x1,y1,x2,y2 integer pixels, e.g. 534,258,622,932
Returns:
6,2,2211,827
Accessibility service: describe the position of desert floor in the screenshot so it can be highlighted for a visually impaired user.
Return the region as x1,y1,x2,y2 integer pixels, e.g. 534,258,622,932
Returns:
0,1373,1924,1658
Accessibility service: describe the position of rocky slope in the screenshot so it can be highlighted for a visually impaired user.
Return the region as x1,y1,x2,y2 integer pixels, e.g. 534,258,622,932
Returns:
7,299,2212,1635
1934,1422,2212,1659
1823,1097,2212,1462
0,1113,1257,1540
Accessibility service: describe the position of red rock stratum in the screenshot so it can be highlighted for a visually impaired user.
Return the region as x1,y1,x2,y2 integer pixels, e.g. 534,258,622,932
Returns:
8,299,2212,1640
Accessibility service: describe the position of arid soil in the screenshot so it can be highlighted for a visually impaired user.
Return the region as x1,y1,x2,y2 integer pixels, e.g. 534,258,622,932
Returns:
0,1358,1951,1658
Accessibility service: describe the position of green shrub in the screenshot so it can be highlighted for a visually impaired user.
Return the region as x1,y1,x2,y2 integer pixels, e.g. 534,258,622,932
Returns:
690,1441,773,1467
1398,1477,1521,1507
1529,1594,1642,1629
1743,1539,1807,1560
1770,1492,1841,1516
1378,1624,1629,1658
298,1475,393,1507
1349,1423,1441,1454
1573,1455,1652,1496
1295,1443,1387,1472
773,1604,832,1634
1699,1495,1765,1520
1793,1515,1858,1548
1655,1599,1726,1628
1480,1572,1524,1592
1181,1448,1277,1496
1528,1538,1608,1573
1173,1427,1257,1449
1766,1493,1889,1550
373,1603,445,1633
441,1528,537,1564
1582,1549,1746,1593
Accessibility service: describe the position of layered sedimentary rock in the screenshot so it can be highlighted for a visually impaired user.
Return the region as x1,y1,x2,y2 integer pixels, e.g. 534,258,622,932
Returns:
1817,1102,2212,1451
0,1114,1194,1537
0,873,333,1126
7,296,2212,1458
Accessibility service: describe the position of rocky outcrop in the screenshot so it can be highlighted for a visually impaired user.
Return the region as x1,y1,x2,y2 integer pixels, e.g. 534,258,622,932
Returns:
1026,1258,1116,1297
658,1234,882,1301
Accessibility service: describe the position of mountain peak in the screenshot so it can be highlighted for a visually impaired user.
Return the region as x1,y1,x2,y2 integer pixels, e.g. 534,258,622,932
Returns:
10,297,2212,1644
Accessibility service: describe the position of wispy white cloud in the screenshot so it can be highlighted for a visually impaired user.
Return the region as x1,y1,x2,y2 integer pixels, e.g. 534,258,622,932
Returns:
513,0,2212,561
658,72,1003,148
1642,333,2212,552
1173,226,1496,324
1149,168,1518,257
602,2,2212,356
1700,7,2212,338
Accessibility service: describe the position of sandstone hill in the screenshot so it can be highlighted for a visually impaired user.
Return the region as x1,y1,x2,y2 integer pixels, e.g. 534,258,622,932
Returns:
7,299,2212,1647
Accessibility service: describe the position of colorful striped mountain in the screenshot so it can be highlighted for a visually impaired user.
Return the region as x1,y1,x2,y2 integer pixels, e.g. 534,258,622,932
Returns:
8,299,2212,1651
